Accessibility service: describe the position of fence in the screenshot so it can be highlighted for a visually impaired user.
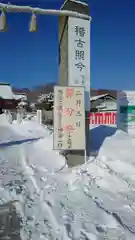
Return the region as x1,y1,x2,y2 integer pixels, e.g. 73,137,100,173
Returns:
89,112,116,125
42,110,117,126
2,110,117,126
37,110,117,126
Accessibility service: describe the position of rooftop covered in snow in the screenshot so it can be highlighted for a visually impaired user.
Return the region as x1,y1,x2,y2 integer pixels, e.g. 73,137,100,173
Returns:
90,93,116,101
0,83,14,99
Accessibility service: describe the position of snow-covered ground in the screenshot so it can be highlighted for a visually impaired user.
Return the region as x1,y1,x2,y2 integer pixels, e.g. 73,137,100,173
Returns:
0,114,135,239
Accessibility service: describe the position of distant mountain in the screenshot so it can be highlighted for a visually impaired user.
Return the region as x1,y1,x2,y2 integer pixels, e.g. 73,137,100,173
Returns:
13,83,55,102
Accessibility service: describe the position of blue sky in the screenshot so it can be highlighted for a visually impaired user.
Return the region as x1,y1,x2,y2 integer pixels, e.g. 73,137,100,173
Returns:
0,0,135,90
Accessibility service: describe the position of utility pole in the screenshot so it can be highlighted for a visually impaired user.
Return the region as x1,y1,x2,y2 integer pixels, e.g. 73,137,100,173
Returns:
59,0,91,167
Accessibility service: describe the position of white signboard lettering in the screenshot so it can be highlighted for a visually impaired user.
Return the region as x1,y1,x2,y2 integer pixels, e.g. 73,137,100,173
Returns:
68,17,90,110
53,86,85,150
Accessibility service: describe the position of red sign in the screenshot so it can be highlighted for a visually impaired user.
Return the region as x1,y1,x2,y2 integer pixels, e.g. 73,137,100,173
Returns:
66,88,73,97
88,112,116,125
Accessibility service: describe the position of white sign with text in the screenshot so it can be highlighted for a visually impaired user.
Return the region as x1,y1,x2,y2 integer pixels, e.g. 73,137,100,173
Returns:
68,17,90,110
53,86,85,150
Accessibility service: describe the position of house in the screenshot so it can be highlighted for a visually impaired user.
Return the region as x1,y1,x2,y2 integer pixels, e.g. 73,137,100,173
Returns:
90,93,117,112
13,92,27,102
91,88,117,99
13,92,28,108
0,83,19,112
35,89,117,112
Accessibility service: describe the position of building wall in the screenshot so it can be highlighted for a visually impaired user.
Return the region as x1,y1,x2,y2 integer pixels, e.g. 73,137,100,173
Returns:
98,101,116,111
0,98,19,110
91,97,117,112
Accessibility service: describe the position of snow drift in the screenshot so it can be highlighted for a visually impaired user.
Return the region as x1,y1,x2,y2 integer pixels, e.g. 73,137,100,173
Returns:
0,120,135,239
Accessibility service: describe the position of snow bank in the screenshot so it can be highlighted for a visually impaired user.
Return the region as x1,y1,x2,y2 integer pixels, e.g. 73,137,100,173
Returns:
0,121,135,239
0,113,11,126
0,114,25,143
0,118,49,145
25,137,66,173
12,120,50,138
0,125,25,144
98,129,135,184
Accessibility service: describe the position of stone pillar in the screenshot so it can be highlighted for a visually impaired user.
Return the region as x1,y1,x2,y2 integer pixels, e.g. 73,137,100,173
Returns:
59,0,91,167
37,109,42,124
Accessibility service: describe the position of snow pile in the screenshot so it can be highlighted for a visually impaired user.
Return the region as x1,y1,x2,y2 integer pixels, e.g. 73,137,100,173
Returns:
0,124,24,144
0,121,135,239
0,113,10,126
0,117,51,145
25,137,66,172
0,114,25,144
98,129,135,183
12,120,50,138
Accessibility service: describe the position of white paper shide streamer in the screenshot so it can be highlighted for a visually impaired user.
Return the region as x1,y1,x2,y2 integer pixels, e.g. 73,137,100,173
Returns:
29,12,37,32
